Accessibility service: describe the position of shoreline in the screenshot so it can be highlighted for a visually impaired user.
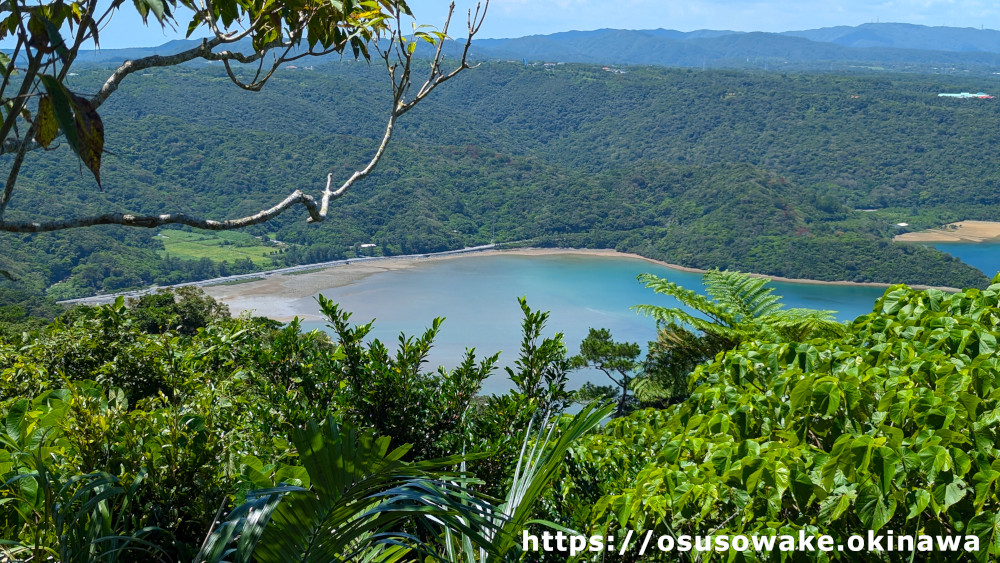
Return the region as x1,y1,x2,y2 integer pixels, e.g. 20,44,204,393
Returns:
202,247,953,321
894,220,1000,243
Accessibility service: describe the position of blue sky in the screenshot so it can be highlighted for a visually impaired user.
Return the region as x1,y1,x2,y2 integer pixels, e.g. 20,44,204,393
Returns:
52,0,1000,49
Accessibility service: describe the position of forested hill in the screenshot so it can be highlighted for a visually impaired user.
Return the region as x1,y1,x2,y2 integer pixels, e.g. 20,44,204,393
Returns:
1,61,997,306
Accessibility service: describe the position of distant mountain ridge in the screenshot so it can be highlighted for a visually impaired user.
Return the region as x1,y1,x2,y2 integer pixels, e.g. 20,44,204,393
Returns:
67,23,1000,72
782,23,1000,52
466,23,1000,71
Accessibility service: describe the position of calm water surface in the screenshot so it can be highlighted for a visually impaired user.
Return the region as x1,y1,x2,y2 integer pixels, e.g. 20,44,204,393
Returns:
932,242,1000,280
298,254,889,394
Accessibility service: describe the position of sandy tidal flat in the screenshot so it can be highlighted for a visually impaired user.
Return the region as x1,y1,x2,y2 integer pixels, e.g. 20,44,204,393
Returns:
202,247,946,322
202,259,423,321
894,220,1000,243
202,249,634,320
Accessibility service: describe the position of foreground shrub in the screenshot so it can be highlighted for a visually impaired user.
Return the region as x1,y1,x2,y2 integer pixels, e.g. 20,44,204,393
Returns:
550,280,1000,561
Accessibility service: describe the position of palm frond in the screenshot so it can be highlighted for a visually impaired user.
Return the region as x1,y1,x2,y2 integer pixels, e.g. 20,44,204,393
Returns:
203,417,501,563
488,402,614,559
196,488,292,563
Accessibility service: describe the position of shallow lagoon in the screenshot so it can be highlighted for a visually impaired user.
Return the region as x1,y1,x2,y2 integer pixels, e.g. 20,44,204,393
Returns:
299,253,890,394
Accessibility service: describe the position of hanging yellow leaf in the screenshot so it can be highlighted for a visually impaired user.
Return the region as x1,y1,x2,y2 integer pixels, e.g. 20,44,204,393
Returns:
35,95,59,148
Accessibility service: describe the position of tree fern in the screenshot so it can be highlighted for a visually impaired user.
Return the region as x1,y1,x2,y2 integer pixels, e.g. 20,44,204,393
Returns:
633,270,846,405
703,269,782,322
634,270,842,342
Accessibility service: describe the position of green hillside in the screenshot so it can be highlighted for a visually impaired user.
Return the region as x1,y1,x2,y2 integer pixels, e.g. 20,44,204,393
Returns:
2,61,997,302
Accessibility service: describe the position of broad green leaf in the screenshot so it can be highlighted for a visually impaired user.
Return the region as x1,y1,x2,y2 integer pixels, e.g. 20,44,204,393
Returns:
814,380,840,416
871,446,896,493
978,330,997,355
972,469,1000,508
906,489,931,520
818,492,852,522
967,512,1000,557
69,94,105,189
918,445,951,482
37,75,79,155
856,485,895,531
790,469,814,511
5,399,28,443
789,376,813,411
936,479,968,512
770,461,790,500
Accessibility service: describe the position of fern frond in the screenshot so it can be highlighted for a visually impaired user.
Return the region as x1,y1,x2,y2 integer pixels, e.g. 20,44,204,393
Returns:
631,304,743,341
703,270,782,321
759,308,847,340
636,273,734,325
631,376,670,403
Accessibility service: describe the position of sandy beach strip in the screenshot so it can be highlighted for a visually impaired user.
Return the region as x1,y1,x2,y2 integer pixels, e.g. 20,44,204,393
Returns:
202,247,950,321
894,220,1000,243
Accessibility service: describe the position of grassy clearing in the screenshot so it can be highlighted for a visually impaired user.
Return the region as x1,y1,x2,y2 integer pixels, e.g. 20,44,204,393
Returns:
212,277,265,286
285,267,327,276
157,230,280,266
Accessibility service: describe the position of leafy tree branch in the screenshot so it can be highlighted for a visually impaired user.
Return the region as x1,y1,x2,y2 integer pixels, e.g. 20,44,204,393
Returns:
0,0,488,233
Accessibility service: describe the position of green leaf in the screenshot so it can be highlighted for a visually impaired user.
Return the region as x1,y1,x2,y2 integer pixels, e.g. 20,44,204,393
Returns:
972,469,1000,508
818,491,852,522
918,445,951,483
790,469,814,511
5,399,28,443
789,376,813,411
69,94,105,190
133,0,170,24
871,447,896,493
814,380,840,416
880,289,907,315
967,512,1000,557
37,75,79,155
880,425,904,448
938,479,967,512
770,461,790,500
978,330,997,355
39,15,70,64
906,489,930,520
274,464,310,488
743,457,766,491
856,485,896,531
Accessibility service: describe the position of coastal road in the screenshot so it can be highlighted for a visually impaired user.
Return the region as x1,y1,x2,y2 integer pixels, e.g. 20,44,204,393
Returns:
57,244,499,307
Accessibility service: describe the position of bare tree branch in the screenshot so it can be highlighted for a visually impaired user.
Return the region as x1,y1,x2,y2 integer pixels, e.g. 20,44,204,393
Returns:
0,190,322,232
0,0,489,234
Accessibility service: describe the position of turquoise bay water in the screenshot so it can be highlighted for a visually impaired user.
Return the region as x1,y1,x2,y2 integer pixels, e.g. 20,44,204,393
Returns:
932,241,1000,280
298,254,888,394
